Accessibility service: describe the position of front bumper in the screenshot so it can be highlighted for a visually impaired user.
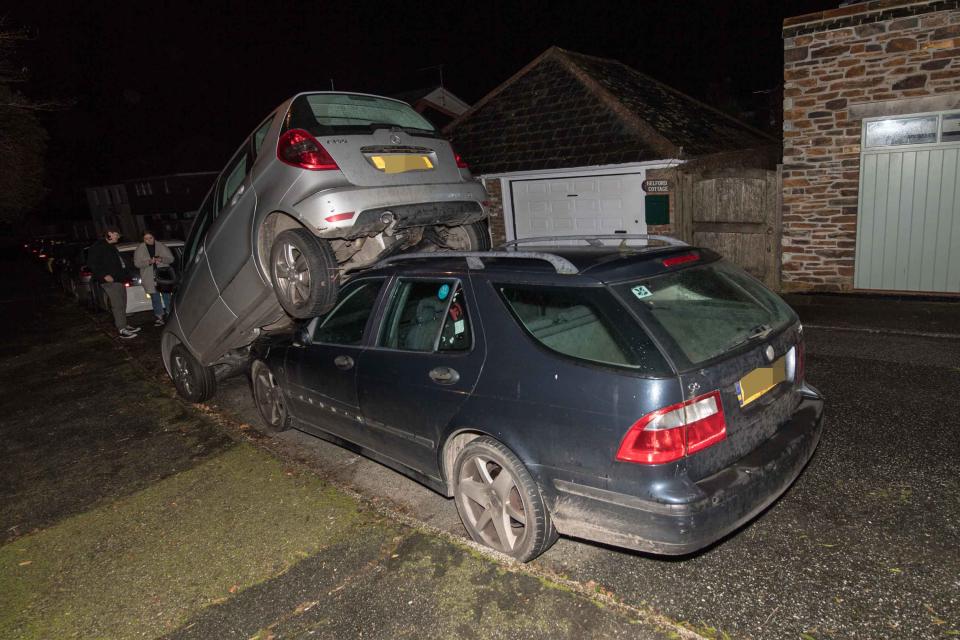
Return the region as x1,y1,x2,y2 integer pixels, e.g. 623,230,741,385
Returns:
550,385,825,555
295,181,489,237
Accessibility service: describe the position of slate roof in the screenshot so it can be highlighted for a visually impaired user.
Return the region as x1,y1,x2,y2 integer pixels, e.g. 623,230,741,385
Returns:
445,47,776,175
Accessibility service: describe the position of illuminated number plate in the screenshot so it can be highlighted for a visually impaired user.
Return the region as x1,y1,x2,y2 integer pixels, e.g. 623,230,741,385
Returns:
369,155,434,174
735,356,787,407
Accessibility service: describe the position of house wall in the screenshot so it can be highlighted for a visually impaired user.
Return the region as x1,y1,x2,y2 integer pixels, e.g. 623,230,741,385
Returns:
782,0,960,291
480,178,507,246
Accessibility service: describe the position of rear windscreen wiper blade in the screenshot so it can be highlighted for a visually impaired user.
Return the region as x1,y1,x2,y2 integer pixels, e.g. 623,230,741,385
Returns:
723,324,774,352
747,323,774,340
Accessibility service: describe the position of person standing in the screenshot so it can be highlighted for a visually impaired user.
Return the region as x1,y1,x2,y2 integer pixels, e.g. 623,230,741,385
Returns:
134,231,174,326
88,227,140,339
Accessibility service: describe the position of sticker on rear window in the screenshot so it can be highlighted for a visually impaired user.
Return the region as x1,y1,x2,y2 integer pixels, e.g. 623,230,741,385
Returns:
631,285,653,300
438,284,450,300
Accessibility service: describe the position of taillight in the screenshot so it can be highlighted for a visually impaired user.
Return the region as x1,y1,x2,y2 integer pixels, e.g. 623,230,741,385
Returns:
451,146,469,169
277,129,338,171
80,267,92,276
662,252,700,268
616,390,726,464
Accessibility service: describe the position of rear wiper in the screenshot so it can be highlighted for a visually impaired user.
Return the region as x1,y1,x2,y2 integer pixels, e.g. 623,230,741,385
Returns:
723,324,774,352
747,323,774,340
366,122,437,136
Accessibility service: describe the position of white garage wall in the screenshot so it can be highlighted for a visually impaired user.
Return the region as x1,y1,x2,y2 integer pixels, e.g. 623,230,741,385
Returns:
481,160,680,243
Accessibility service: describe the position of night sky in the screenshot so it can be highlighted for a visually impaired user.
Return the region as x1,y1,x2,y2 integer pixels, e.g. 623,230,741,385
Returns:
10,0,839,214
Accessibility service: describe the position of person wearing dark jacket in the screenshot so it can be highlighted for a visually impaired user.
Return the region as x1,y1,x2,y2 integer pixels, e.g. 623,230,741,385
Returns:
88,227,141,339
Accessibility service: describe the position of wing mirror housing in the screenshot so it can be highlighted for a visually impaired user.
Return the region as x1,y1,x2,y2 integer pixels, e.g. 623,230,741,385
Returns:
296,323,313,347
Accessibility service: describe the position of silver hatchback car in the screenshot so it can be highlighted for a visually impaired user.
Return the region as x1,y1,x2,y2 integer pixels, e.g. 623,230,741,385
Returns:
163,92,489,401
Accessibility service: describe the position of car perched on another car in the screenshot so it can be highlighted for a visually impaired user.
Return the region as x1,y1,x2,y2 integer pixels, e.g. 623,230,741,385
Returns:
161,91,490,396
187,235,823,561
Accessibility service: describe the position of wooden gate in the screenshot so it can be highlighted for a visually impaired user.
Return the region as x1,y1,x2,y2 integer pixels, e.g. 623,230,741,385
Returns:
675,167,782,290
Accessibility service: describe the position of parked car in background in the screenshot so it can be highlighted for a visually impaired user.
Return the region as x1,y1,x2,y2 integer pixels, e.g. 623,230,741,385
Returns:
94,241,185,315
63,245,97,307
162,91,490,396
207,236,825,561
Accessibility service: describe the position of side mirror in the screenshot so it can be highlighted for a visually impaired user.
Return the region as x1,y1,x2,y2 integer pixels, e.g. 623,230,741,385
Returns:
297,324,313,347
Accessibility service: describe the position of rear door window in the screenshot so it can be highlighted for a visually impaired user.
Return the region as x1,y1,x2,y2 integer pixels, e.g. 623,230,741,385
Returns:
252,116,274,157
614,260,796,368
378,279,471,352
217,150,249,213
499,285,668,375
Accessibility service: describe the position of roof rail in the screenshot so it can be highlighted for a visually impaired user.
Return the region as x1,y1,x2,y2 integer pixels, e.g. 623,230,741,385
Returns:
375,250,580,275
500,234,688,248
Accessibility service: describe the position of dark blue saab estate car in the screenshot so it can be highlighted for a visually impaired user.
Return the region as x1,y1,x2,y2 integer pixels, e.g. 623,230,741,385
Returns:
243,236,824,561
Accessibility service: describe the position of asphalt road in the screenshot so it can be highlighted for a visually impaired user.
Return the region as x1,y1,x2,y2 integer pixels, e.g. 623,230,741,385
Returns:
32,259,960,639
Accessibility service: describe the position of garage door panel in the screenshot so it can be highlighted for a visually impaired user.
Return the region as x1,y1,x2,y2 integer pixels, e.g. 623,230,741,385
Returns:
511,173,647,242
906,151,930,292
856,144,959,293
934,149,958,292
893,151,917,291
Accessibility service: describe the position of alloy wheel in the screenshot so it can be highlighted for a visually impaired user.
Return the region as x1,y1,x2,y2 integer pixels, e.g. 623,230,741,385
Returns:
172,354,193,396
273,240,312,309
253,363,286,428
456,454,528,554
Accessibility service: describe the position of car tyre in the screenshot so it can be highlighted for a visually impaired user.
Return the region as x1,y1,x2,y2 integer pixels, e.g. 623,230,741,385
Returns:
270,228,339,319
452,436,558,561
436,221,491,251
251,360,290,433
170,343,217,402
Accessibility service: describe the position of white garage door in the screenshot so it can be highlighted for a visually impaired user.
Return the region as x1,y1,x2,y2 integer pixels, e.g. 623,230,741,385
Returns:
855,112,960,293
510,173,647,242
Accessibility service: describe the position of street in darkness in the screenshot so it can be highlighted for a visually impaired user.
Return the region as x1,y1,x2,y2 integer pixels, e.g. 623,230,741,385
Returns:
3,255,958,639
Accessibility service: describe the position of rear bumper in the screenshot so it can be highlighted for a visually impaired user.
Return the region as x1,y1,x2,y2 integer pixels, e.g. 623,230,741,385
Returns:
550,385,825,555
294,181,488,237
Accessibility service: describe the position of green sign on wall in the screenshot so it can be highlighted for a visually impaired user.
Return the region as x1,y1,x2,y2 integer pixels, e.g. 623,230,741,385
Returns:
645,195,670,225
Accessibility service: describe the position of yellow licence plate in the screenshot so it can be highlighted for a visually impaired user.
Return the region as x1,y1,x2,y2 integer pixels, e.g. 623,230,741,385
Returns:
736,355,787,407
369,155,434,174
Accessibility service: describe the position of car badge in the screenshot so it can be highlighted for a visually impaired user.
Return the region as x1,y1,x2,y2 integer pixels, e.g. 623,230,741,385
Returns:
390,133,401,144
764,345,775,363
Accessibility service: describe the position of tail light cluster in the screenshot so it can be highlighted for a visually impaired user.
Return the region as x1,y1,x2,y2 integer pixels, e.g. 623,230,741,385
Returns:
616,391,727,465
277,129,339,171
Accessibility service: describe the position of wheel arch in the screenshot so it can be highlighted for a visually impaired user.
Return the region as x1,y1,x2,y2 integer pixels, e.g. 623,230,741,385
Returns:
255,210,307,281
439,426,537,498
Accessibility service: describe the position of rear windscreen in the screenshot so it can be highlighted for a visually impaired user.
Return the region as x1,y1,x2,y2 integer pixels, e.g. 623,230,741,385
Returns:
288,94,436,135
614,261,795,367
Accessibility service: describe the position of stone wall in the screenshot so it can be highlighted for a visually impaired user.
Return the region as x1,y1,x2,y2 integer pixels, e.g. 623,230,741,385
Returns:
480,178,506,246
782,0,960,291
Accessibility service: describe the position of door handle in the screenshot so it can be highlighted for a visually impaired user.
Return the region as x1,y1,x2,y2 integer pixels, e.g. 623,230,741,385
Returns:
429,366,460,385
334,355,354,370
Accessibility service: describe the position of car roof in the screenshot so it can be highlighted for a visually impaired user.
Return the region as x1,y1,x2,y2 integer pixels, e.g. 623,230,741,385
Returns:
362,245,719,284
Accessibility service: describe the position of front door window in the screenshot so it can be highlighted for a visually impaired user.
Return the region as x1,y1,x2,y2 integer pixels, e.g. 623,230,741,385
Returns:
311,279,384,345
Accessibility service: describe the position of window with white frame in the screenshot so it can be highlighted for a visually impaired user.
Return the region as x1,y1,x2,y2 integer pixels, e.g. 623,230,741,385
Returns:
864,110,960,149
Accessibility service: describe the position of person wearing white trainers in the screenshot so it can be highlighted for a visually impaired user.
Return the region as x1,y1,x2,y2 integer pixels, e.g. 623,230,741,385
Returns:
88,227,139,339
133,230,174,327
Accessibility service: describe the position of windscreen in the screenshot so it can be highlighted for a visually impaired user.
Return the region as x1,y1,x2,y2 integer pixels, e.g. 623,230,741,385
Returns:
615,261,795,367
288,94,436,135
